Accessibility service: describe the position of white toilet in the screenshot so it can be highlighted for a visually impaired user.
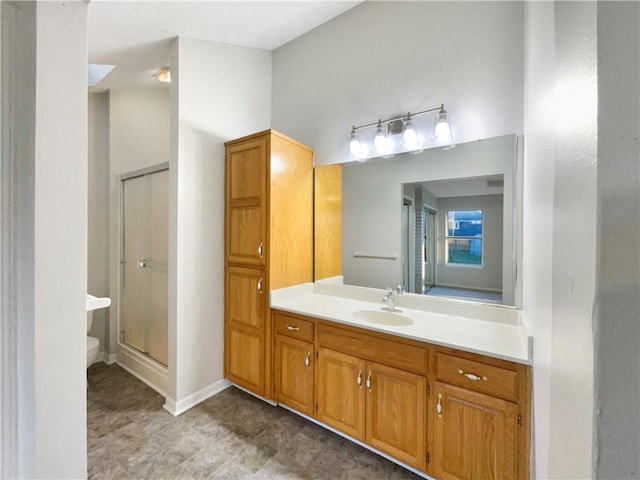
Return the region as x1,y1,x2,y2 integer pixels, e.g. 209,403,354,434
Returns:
86,294,111,368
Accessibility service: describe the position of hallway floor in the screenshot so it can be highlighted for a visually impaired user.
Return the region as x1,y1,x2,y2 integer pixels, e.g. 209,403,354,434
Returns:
87,363,422,479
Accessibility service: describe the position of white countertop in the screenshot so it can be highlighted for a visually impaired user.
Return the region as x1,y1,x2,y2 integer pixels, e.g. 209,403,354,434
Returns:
271,283,532,365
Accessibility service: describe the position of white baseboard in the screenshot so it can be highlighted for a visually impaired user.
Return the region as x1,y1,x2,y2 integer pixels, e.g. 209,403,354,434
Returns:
116,345,168,396
163,378,231,417
101,352,117,365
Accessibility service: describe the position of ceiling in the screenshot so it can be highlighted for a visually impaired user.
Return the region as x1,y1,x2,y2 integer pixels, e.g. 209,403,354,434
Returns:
88,1,362,91
407,175,505,199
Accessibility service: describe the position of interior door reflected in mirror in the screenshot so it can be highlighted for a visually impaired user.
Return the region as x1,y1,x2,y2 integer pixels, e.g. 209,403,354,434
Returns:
314,134,522,308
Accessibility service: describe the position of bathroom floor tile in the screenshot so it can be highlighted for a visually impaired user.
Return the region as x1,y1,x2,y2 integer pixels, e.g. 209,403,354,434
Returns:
87,363,423,480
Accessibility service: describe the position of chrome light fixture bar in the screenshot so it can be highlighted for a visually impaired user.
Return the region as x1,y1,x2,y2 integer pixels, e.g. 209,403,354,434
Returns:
348,104,453,161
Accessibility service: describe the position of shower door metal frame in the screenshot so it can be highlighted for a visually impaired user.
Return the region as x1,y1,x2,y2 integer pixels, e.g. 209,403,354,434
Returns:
117,162,169,371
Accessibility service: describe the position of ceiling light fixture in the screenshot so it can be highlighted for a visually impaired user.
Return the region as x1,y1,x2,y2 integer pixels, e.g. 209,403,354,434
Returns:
347,103,453,161
152,66,171,83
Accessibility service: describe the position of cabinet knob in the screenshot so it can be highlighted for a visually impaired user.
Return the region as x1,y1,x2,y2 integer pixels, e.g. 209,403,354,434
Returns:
457,369,488,382
257,242,263,258
305,352,311,368
366,371,372,392
436,393,443,416
257,277,263,294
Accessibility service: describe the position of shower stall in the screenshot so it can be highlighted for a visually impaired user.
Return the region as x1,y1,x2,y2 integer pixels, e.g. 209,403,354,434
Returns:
119,164,169,369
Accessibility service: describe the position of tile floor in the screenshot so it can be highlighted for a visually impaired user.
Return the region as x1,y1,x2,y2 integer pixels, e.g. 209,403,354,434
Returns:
87,363,423,479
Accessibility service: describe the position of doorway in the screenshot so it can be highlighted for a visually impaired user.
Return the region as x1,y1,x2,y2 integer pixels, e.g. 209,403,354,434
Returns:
423,208,437,291
120,165,169,367
401,198,416,293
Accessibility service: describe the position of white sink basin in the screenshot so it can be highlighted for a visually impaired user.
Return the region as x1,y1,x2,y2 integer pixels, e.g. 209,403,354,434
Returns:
87,294,111,312
352,310,414,326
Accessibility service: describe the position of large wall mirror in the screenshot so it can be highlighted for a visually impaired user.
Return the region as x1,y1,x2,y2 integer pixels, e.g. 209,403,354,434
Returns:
314,134,523,308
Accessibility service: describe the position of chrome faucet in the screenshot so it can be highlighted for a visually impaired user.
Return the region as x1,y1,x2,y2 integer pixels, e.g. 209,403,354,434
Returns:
382,287,401,312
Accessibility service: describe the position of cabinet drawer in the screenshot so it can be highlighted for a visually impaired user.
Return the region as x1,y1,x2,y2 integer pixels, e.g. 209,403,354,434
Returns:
274,312,314,342
435,353,518,402
317,324,427,375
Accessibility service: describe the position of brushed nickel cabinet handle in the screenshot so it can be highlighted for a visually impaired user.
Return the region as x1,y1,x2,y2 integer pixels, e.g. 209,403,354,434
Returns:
357,370,362,387
305,352,311,368
286,324,300,331
366,371,372,392
458,369,488,382
436,393,443,416
257,242,263,258
257,277,263,294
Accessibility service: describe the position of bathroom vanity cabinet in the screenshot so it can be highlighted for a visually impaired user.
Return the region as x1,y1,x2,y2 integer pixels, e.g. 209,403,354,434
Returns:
273,312,315,416
224,130,313,398
271,309,531,480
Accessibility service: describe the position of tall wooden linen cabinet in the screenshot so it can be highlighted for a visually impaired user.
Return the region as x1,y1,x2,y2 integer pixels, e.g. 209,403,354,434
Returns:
224,130,313,398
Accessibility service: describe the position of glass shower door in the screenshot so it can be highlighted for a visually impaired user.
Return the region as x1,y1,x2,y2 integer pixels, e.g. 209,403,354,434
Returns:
121,168,168,366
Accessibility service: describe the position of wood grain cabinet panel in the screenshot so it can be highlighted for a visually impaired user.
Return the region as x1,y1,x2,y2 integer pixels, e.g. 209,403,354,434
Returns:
430,381,518,480
316,347,366,441
274,312,314,342
224,266,266,396
317,324,427,375
365,362,426,471
225,137,267,267
435,352,518,402
274,335,314,416
226,266,265,329
225,326,264,396
224,130,313,400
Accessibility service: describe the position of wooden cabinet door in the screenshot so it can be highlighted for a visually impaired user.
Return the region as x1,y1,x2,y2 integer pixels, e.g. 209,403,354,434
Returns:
316,348,366,441
430,382,518,480
225,136,267,266
365,361,426,471
274,335,314,416
225,266,266,395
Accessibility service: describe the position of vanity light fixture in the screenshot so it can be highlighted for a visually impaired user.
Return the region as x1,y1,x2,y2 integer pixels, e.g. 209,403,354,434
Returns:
348,127,364,158
401,113,420,150
373,120,392,157
348,103,453,161
433,106,453,141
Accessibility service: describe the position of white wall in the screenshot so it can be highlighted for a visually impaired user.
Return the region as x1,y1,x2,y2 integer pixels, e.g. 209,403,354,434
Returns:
35,3,88,477
341,136,515,298
1,3,37,475
593,2,640,477
88,93,110,352
108,88,170,357
522,3,555,477
436,194,503,292
523,2,598,478
168,37,271,406
548,3,597,477
272,1,524,166
1,2,88,477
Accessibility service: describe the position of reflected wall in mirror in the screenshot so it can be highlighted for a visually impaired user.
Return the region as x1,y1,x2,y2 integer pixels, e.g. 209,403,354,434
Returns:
314,134,522,307
402,174,507,304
